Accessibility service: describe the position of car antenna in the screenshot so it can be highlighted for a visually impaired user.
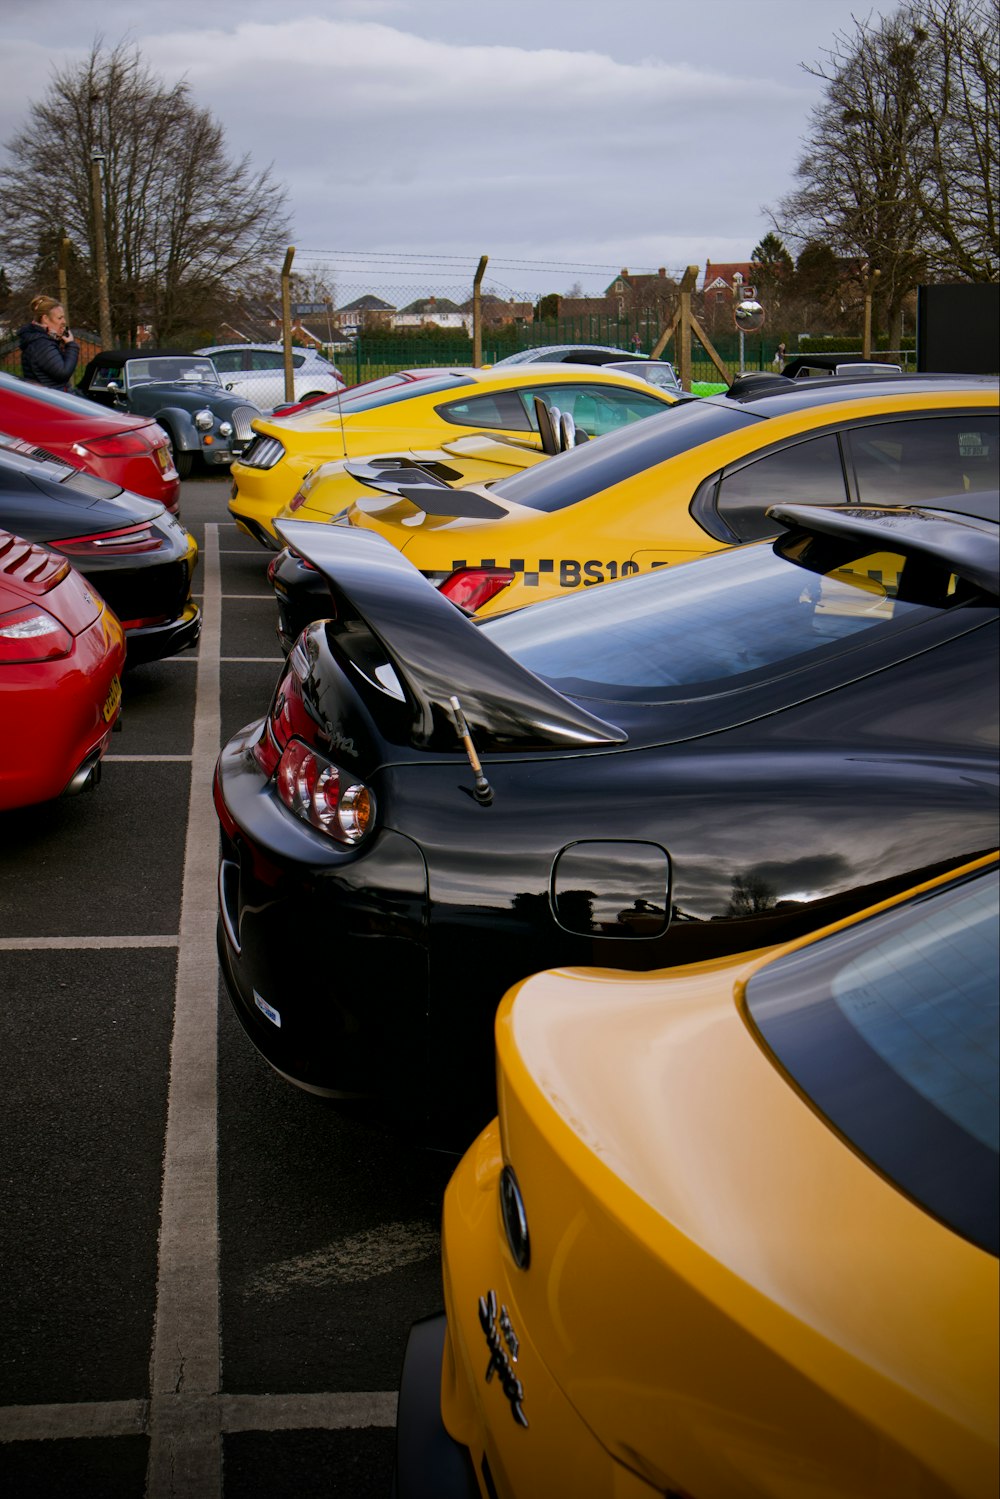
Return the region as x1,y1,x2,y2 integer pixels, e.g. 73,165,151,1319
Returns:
449,696,494,805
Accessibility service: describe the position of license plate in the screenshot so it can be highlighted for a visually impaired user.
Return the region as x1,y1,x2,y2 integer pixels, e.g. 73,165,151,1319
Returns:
102,675,122,723
155,446,170,471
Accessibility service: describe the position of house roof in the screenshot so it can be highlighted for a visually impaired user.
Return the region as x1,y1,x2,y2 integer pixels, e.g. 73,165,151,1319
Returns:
702,261,756,293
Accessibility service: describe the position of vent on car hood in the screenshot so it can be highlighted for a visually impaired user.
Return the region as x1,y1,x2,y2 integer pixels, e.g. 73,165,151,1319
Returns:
275,518,626,752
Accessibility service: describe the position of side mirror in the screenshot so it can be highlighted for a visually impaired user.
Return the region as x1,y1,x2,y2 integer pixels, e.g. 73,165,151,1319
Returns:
106,379,121,393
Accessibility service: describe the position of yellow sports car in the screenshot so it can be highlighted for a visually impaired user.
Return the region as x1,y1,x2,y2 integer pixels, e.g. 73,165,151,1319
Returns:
394,854,999,1499
270,371,998,627
229,364,676,546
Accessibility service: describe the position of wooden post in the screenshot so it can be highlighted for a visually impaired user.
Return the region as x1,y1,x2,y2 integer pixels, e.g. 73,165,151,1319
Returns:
281,247,295,402
91,153,112,348
472,256,488,367
863,268,881,358
58,235,71,325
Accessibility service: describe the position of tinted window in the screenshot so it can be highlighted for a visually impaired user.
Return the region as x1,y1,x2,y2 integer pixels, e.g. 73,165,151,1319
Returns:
491,400,753,514
484,532,980,702
210,351,243,373
847,415,999,503
250,350,285,371
435,390,532,432
716,434,850,541
514,383,669,438
746,866,999,1254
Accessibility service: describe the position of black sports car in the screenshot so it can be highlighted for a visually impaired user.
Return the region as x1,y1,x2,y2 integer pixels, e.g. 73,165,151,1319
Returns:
0,445,200,666
214,502,999,1136
78,349,260,478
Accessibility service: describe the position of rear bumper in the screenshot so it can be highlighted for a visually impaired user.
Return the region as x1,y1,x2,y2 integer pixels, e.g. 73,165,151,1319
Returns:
123,602,201,666
394,1315,480,1499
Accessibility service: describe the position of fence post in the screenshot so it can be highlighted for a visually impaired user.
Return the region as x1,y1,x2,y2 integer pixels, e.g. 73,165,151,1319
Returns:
472,256,488,366
281,247,295,404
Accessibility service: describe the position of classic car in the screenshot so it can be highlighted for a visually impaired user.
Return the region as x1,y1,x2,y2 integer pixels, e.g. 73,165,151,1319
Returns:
213,499,999,1135
266,371,999,637
78,350,261,478
194,343,345,413
228,364,678,547
0,528,126,811
0,370,179,512
394,856,999,1499
0,445,200,666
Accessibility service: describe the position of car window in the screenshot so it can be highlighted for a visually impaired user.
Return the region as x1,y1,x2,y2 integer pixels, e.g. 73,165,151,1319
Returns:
210,351,243,373
745,865,999,1255
715,434,850,541
315,372,472,414
483,531,984,703
492,399,753,514
249,350,285,371
86,364,124,392
0,372,95,410
515,383,669,438
435,390,533,431
847,415,999,504
127,357,221,387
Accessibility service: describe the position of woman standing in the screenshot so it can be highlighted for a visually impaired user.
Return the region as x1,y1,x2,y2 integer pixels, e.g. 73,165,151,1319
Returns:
18,296,80,390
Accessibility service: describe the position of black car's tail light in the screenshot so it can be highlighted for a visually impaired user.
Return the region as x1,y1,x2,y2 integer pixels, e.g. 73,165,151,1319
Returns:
50,523,165,555
0,604,72,662
274,739,374,843
436,566,515,615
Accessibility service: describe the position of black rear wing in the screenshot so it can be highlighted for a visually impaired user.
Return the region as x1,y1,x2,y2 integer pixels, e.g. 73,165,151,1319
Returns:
275,518,626,752
768,502,999,597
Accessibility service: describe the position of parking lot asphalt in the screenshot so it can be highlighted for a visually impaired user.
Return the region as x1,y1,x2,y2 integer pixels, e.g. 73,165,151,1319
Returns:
0,477,457,1497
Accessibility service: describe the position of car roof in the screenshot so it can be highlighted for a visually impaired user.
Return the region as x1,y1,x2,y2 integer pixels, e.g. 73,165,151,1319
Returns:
717,371,998,415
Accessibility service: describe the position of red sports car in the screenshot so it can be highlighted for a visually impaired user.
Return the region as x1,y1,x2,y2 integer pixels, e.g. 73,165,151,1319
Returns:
0,371,180,513
0,529,126,812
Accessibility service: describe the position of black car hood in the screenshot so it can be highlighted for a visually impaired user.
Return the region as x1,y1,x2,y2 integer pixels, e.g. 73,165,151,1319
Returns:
275,518,625,752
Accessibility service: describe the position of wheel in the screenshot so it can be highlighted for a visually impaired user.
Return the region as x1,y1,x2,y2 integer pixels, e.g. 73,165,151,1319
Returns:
172,447,193,479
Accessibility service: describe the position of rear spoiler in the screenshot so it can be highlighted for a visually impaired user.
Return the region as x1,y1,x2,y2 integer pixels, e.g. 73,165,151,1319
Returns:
274,518,626,752
768,502,999,596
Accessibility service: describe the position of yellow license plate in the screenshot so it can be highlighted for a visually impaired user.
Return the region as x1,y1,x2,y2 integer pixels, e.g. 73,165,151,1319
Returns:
156,446,170,471
102,675,123,722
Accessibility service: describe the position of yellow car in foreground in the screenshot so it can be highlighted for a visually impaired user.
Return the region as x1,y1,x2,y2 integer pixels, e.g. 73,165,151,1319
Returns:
395,856,1000,1499
273,371,998,622
229,364,676,546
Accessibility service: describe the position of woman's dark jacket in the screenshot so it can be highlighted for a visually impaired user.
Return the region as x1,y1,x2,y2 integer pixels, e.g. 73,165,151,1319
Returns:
18,323,80,389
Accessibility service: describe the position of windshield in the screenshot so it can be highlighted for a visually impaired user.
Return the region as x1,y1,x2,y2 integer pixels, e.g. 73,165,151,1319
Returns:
483,529,984,703
745,865,999,1254
492,398,751,513
127,357,222,387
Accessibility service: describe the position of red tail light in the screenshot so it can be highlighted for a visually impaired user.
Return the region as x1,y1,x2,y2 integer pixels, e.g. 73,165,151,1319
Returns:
80,430,154,457
274,739,375,842
50,523,164,556
0,604,72,662
438,567,515,614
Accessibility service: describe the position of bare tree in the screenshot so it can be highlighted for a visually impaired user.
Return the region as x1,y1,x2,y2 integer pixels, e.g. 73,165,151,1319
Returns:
0,39,290,345
769,0,998,345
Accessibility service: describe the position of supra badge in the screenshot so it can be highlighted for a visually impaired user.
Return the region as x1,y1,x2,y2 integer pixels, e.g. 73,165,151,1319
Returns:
478,1289,528,1428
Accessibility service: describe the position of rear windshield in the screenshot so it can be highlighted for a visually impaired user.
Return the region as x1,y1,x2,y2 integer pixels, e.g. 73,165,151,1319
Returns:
0,372,97,413
745,866,999,1254
491,399,753,513
483,528,983,703
283,372,473,418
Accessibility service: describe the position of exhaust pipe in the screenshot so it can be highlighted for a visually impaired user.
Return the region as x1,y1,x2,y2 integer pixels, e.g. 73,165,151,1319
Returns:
64,754,103,797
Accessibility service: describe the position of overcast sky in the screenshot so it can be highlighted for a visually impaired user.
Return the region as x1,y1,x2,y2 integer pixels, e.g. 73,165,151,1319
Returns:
1,0,900,303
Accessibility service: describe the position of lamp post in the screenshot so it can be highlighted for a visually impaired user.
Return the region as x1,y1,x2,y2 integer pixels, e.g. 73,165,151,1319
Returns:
90,149,112,348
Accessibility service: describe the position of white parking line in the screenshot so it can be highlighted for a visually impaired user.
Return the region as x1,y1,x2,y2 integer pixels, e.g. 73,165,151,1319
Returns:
0,1392,396,1443
146,522,223,1496
0,936,179,951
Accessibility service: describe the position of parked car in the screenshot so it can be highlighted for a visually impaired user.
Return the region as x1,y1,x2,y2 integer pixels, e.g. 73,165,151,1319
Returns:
77,351,261,479
0,370,180,513
394,855,999,1499
194,343,345,414
267,371,999,631
492,344,683,392
229,364,679,547
214,500,999,1133
0,529,126,811
0,446,200,666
